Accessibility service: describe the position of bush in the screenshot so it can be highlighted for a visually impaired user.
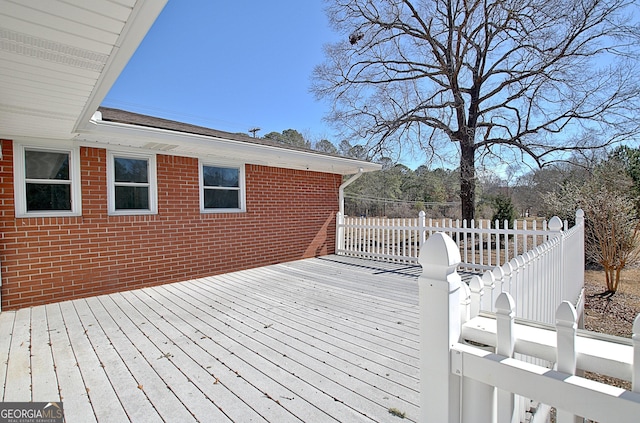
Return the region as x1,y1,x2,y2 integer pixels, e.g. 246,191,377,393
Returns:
491,195,518,228
542,164,640,293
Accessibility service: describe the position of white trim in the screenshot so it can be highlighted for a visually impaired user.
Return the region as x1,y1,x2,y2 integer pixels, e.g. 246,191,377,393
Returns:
78,117,382,175
107,151,157,215
73,0,169,133
13,142,82,218
199,160,246,213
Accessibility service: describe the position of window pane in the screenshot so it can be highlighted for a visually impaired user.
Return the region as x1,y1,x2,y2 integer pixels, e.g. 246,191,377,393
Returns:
26,183,71,211
203,166,239,188
204,189,239,209
114,158,148,183
25,151,69,180
115,186,149,209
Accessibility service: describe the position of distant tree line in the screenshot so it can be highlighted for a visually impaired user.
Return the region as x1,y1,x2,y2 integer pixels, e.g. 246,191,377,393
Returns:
264,129,640,293
259,131,462,217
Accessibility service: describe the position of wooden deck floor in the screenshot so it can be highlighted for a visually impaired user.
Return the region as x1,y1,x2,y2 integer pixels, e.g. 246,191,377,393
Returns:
0,256,430,423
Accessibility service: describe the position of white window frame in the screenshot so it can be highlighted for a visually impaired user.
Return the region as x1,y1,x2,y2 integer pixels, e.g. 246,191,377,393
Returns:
107,151,157,215
199,161,246,213
13,142,82,218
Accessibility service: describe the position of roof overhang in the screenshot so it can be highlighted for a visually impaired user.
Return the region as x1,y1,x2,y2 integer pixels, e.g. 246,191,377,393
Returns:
0,0,168,140
74,113,381,175
0,0,380,176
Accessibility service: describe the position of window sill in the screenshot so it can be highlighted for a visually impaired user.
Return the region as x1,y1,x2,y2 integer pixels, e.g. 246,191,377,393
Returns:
108,210,158,216
200,209,246,214
16,211,82,218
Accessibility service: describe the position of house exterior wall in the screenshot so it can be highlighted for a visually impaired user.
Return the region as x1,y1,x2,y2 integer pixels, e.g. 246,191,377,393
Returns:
0,140,341,310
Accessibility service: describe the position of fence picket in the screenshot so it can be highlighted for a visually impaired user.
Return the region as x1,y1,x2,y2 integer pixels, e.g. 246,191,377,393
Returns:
469,276,483,319
496,293,516,423
556,301,580,423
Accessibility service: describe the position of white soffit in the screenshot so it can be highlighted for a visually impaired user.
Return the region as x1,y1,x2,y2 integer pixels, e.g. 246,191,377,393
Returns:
0,0,167,140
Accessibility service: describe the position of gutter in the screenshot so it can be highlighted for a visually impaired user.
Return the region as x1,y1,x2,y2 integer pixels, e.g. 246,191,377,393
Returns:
79,113,380,176
339,168,364,214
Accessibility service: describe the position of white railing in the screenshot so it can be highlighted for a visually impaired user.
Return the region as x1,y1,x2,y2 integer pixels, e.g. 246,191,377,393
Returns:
337,210,585,325
470,210,585,326
419,232,640,423
336,211,569,270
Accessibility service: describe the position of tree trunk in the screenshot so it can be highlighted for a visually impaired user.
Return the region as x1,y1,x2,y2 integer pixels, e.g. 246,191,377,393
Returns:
460,139,476,223
605,266,612,291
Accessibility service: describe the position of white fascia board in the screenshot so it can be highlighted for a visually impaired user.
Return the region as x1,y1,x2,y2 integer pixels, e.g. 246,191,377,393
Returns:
73,0,169,134
76,118,381,175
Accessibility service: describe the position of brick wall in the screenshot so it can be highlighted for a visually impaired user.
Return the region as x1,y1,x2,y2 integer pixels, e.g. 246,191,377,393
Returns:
0,140,341,309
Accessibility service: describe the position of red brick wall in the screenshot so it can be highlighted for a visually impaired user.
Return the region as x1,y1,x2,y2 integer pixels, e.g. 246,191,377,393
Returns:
0,140,341,309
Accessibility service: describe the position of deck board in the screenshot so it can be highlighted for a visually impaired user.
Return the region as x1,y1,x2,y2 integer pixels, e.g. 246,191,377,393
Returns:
122,288,276,423
139,285,330,421
4,308,32,401
88,295,194,423
72,298,163,423
189,272,419,390
30,305,58,402
0,255,434,422
106,292,229,422
46,303,96,423
0,310,16,401
58,300,130,422
147,282,348,422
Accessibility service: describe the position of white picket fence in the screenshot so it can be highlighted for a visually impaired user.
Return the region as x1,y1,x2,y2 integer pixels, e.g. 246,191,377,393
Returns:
419,232,640,423
337,210,585,326
336,211,567,270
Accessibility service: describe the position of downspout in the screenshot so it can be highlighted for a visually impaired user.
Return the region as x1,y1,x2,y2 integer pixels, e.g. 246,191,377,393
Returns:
336,168,364,255
339,168,364,214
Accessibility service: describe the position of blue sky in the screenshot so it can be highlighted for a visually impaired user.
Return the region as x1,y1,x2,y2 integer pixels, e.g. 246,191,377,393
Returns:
103,1,344,145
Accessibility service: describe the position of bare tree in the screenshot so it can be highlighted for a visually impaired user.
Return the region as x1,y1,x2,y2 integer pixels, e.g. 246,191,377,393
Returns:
312,0,640,221
585,188,640,294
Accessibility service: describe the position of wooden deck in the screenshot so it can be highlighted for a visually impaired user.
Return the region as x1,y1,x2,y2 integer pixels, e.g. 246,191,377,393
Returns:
0,256,427,422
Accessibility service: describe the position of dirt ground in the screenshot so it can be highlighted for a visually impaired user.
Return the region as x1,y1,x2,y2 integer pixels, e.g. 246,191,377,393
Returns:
584,268,640,338
582,267,640,390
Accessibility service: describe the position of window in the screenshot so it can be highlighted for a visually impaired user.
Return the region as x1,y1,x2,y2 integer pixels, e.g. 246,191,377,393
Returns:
14,143,81,217
108,152,157,215
200,163,245,212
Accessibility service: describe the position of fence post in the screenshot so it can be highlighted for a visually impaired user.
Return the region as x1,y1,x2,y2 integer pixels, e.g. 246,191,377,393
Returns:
574,209,586,328
418,210,426,248
548,216,563,239
496,292,516,423
418,232,462,423
336,212,345,254
556,301,581,423
633,314,640,393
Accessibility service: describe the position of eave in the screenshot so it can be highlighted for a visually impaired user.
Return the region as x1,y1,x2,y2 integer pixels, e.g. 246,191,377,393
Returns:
73,114,381,175
0,0,168,140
